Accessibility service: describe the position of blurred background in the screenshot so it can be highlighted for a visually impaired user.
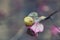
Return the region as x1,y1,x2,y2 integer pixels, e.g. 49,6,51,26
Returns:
0,0,60,40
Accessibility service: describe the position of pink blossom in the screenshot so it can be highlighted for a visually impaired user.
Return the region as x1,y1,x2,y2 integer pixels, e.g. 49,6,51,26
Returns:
50,26,60,36
28,22,44,34
38,5,50,12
